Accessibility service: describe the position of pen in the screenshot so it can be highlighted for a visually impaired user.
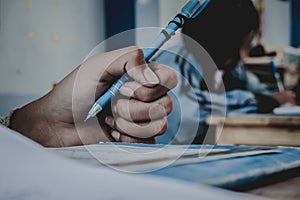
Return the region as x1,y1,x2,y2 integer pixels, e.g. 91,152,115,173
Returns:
271,60,284,92
85,0,211,121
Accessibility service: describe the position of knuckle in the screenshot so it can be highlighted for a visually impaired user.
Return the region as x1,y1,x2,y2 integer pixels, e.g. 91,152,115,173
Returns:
130,47,144,62
119,134,136,143
114,117,127,134
164,95,173,115
156,118,168,136
165,68,178,89
115,99,130,118
152,64,178,90
137,88,153,102
171,69,179,87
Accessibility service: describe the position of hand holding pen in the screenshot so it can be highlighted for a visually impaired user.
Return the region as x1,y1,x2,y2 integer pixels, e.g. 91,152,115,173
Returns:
85,0,211,121
11,46,178,146
9,0,211,146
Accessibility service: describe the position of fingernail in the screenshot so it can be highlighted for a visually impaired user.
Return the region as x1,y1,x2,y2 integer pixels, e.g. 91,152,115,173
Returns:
105,116,114,127
149,103,166,119
120,86,134,97
111,131,120,141
144,68,159,84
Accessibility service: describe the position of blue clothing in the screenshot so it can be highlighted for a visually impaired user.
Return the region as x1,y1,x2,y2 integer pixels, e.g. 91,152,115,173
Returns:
154,46,271,144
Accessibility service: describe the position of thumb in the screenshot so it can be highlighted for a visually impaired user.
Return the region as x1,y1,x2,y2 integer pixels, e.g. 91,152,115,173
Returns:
101,46,159,87
70,46,159,120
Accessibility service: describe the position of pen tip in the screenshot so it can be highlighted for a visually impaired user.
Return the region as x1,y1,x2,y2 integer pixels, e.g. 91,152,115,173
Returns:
84,115,91,122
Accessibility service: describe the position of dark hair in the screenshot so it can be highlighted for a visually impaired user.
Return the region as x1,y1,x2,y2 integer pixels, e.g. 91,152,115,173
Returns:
182,0,259,69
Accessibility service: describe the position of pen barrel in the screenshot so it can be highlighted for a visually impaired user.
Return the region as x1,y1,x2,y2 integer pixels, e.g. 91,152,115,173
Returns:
182,0,202,17
143,0,211,61
85,0,211,120
95,75,129,108
143,12,189,61
275,74,285,92
143,33,171,61
111,76,129,95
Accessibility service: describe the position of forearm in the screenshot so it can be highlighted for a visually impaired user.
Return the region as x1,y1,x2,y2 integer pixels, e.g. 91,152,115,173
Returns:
254,93,280,113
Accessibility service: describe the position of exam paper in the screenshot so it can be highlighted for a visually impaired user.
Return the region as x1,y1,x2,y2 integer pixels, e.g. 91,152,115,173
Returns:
49,143,279,172
0,125,272,200
273,104,300,116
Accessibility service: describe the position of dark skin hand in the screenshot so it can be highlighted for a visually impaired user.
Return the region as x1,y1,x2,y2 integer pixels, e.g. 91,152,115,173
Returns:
10,46,178,147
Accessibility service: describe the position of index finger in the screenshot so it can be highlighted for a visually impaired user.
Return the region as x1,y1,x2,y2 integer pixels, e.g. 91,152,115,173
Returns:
104,46,160,87
119,62,178,102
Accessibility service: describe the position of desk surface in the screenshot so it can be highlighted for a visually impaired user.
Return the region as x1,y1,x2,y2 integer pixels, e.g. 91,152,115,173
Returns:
248,176,300,200
207,114,300,126
148,145,300,191
205,115,300,199
48,143,300,200
206,114,300,146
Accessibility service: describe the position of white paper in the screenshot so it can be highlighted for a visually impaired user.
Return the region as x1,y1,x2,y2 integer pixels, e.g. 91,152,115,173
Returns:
49,144,279,172
0,125,271,200
273,104,300,116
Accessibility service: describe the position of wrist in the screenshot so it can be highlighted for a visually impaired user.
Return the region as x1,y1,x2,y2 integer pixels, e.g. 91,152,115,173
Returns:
10,102,40,136
10,99,61,146
0,108,18,127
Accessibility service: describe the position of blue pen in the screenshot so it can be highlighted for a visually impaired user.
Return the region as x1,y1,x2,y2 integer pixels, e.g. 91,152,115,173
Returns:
271,60,284,92
85,0,211,121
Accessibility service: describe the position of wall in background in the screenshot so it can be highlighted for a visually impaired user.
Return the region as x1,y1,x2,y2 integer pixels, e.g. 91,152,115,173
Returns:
0,0,105,115
136,0,159,28
0,0,105,95
135,0,160,45
158,0,184,28
263,0,291,48
291,0,300,48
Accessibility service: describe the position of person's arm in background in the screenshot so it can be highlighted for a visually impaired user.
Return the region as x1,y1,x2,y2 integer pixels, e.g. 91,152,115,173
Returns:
242,65,296,112
9,46,178,147
254,91,296,112
239,28,296,112
292,78,300,103
152,46,259,143
175,57,290,120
